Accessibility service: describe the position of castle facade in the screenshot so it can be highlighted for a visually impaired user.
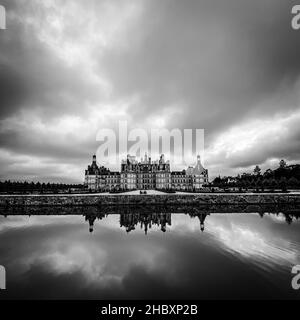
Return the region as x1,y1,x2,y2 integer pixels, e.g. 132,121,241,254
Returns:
84,154,208,191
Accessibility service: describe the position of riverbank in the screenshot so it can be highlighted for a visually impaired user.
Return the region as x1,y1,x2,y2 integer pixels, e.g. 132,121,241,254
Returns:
1,192,300,206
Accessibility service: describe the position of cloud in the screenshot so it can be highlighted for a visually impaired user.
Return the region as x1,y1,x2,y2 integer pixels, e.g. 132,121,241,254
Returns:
206,109,300,176
0,0,300,181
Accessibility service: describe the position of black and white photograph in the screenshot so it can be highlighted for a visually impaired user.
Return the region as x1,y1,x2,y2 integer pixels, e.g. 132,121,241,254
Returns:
0,0,300,315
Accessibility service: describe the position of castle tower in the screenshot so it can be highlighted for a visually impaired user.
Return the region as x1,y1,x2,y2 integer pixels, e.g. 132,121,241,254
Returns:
198,214,207,232
88,216,96,233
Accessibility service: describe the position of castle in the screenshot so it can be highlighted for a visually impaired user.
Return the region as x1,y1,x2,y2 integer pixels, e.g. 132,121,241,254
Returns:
84,153,208,191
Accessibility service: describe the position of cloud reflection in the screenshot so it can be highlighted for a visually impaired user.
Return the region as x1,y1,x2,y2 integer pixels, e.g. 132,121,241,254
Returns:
0,213,299,299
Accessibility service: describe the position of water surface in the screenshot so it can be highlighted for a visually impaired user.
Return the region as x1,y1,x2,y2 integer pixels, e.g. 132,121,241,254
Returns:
0,208,300,299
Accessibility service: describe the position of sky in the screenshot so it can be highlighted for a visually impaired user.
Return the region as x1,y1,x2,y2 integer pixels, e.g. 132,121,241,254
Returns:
1,0,300,183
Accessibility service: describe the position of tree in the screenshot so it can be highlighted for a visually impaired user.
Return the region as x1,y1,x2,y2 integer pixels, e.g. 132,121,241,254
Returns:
279,159,287,169
288,177,299,189
212,176,222,187
250,179,256,190
260,180,265,192
240,180,246,191
237,179,243,192
270,179,278,191
279,177,287,192
244,180,250,191
256,177,262,192
253,165,261,176
263,168,273,178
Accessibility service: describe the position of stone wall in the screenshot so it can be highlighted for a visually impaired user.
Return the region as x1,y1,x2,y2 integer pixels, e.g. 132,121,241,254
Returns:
0,193,300,207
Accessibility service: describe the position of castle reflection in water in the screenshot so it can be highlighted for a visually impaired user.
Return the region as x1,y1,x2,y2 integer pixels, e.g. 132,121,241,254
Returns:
85,212,208,234
85,212,175,234
1,203,299,234
84,210,299,234
85,213,208,234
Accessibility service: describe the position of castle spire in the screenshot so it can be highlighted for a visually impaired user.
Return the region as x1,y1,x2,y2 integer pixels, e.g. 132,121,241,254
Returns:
197,154,201,164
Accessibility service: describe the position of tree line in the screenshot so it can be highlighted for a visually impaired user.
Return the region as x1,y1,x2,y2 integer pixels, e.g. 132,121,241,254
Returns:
0,181,84,194
211,160,300,192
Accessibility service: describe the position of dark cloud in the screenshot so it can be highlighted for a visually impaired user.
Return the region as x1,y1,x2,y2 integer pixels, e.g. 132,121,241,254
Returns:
99,0,300,133
0,0,107,119
0,0,300,180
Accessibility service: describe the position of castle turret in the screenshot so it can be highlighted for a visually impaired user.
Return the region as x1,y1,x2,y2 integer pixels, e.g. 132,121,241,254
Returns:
88,216,96,233
198,214,207,232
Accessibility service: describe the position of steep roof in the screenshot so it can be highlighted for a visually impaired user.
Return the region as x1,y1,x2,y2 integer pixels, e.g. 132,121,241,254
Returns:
187,155,206,176
193,156,205,174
